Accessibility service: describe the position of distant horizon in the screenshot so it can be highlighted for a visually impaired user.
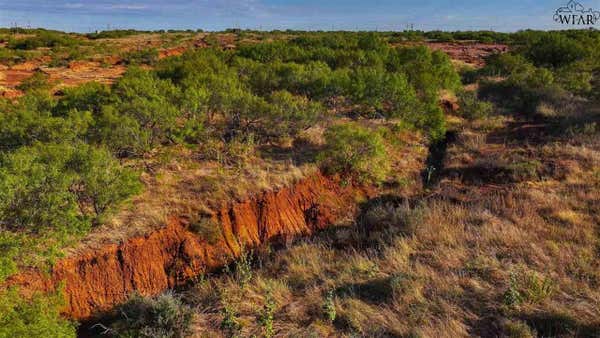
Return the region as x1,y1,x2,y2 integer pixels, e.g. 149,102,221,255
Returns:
1,26,599,34
1,0,600,33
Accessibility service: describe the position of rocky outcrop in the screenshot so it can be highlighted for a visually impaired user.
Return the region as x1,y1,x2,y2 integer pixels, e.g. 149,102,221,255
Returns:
7,172,372,320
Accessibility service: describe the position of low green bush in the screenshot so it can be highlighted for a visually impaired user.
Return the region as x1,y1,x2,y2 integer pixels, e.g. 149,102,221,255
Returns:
0,288,77,337
16,72,51,92
457,91,494,120
7,31,79,50
109,292,193,338
318,123,390,184
0,142,141,232
122,48,159,66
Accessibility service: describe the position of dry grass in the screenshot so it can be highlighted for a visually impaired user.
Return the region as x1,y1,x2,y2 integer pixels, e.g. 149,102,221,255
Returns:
70,144,317,252
70,120,428,253
178,113,600,337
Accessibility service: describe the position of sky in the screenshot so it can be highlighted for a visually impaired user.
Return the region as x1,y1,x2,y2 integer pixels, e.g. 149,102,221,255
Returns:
0,0,599,33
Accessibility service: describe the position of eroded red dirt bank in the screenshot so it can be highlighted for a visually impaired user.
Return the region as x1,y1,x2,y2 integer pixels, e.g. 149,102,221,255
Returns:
7,172,374,320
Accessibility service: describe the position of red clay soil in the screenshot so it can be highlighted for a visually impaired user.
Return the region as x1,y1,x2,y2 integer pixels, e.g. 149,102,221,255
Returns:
426,42,508,67
44,62,127,87
0,69,35,86
158,46,187,59
0,60,125,95
6,172,374,320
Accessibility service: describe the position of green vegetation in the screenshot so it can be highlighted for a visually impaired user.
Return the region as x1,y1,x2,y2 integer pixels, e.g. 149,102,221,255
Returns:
0,288,77,337
479,30,600,118
121,48,160,66
2,28,599,336
107,292,193,337
457,90,494,120
7,30,79,50
85,29,150,40
318,123,390,184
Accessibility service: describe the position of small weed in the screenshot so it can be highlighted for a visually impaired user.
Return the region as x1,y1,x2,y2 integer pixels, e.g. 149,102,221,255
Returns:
235,249,253,287
504,270,555,307
259,289,276,338
323,290,337,323
504,272,524,307
506,160,542,181
220,293,242,334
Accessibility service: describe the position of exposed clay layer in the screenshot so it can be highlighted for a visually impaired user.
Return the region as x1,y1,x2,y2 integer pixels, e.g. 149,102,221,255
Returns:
7,172,372,319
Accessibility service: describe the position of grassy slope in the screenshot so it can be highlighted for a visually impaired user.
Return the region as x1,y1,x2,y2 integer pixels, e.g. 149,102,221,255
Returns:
180,111,600,337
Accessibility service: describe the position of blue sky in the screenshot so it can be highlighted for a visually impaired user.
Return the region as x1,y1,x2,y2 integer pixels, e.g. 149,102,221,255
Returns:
0,0,599,32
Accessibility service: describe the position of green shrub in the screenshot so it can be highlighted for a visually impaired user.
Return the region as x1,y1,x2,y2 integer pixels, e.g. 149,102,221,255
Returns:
390,46,461,96
122,48,159,65
318,123,390,184
86,29,147,40
109,292,193,338
0,288,77,337
555,61,593,96
8,31,78,50
259,290,276,338
16,72,51,92
220,293,242,334
0,97,92,150
66,144,142,222
96,67,181,155
523,33,587,68
264,90,323,139
53,82,113,116
457,91,494,120
503,270,555,307
234,249,254,287
322,290,336,323
0,143,140,232
0,144,85,233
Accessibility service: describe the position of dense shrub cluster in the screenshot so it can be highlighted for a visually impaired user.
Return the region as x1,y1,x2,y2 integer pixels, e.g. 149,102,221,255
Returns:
0,288,77,337
479,30,600,114
7,30,79,50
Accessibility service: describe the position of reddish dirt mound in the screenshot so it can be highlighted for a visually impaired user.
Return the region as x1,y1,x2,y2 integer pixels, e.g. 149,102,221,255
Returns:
10,61,40,71
44,64,126,87
68,60,97,71
6,172,374,320
0,88,22,99
426,42,508,67
159,46,187,59
0,69,35,87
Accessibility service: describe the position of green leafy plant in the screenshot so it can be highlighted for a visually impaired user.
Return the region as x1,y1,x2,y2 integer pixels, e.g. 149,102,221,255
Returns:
0,288,77,337
109,292,193,338
220,293,242,334
323,290,336,323
457,91,494,120
318,123,390,184
259,289,276,338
